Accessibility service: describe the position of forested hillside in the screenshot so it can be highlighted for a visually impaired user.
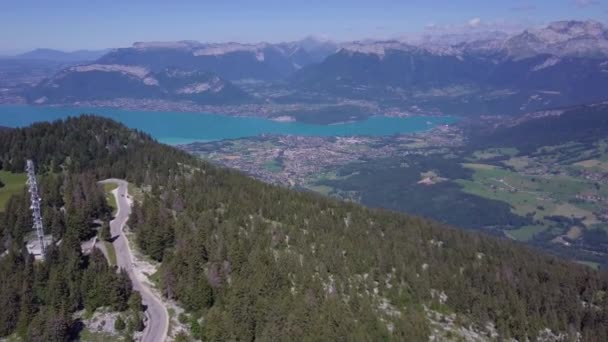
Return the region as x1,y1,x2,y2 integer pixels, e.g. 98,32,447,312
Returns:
471,103,608,154
1,116,608,340
0,170,137,340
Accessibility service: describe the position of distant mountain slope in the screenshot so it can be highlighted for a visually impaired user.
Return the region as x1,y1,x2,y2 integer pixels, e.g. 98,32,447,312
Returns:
504,20,608,59
292,20,608,115
292,44,490,88
1,116,608,340
26,64,253,105
472,103,608,153
96,40,326,81
22,39,336,105
21,20,608,112
293,47,608,114
15,48,110,62
0,58,82,87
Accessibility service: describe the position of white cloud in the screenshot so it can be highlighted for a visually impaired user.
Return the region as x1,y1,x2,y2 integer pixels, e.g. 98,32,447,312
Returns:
468,17,482,28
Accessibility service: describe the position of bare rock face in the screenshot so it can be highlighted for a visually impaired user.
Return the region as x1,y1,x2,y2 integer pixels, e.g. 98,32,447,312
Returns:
505,20,608,59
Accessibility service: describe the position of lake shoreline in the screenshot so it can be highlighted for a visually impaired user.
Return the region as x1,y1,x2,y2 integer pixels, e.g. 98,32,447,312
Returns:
0,104,458,144
1,98,451,124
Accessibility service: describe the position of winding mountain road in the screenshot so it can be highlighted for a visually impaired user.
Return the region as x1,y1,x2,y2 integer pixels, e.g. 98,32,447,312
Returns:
101,179,169,342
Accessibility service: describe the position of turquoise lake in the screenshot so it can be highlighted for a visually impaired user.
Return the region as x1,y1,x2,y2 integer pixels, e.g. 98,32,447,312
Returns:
0,105,457,145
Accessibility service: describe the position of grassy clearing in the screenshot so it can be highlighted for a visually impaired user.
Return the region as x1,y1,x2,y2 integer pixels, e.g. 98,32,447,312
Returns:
507,225,547,242
456,177,548,218
461,163,496,170
304,184,334,196
575,159,608,171
575,159,601,168
103,241,117,266
502,157,531,170
0,171,27,212
458,164,595,219
552,203,599,226
577,260,600,270
103,183,118,213
103,182,118,192
472,148,518,160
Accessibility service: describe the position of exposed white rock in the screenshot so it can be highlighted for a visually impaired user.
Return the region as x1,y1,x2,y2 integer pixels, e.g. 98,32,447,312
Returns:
430,289,448,304
536,328,580,342
143,76,159,86
176,83,211,94
427,309,500,342
532,56,561,71
34,96,48,104
255,50,265,61
70,64,151,79
271,115,296,122
409,20,608,59
133,41,200,49
429,239,444,248
193,42,268,59
175,78,224,94
506,20,608,58
341,41,416,58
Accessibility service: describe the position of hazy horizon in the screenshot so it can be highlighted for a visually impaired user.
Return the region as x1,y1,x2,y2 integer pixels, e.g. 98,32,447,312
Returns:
1,0,608,53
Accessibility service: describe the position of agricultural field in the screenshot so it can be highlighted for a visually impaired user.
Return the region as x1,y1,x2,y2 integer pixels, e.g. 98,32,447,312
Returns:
456,141,608,268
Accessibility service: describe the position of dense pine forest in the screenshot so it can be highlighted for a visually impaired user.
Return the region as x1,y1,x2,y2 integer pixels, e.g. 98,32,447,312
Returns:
1,116,608,340
0,170,137,340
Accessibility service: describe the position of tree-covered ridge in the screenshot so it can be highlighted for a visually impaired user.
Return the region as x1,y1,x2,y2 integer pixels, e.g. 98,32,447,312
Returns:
0,172,138,341
470,103,608,154
1,116,608,340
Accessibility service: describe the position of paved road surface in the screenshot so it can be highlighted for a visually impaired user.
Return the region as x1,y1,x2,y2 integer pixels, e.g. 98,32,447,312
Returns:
101,179,169,342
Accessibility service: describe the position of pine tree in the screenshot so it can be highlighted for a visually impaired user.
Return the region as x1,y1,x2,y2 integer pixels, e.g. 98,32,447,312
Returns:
128,291,143,312
66,207,90,241
110,269,132,311
130,312,145,332
100,221,112,241
114,316,126,331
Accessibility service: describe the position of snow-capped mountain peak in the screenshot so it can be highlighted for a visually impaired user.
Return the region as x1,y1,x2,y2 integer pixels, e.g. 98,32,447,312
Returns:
506,20,608,58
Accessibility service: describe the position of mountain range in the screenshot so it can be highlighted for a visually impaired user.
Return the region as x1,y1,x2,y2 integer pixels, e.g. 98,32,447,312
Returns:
96,39,334,81
21,20,608,115
28,65,251,105
14,48,110,62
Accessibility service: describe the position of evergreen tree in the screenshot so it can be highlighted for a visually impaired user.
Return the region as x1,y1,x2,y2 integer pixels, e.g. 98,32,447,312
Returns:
114,316,126,331
128,291,143,312
100,221,112,241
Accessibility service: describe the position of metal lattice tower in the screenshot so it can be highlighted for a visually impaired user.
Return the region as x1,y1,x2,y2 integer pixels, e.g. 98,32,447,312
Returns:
26,160,46,258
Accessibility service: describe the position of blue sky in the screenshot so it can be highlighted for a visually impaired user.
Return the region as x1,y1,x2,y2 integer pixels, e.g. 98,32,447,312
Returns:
1,0,607,52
